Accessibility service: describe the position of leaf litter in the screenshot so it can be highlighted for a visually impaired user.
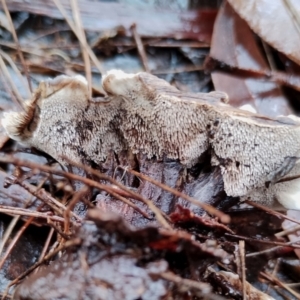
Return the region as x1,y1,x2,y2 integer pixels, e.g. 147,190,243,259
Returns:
1,0,300,299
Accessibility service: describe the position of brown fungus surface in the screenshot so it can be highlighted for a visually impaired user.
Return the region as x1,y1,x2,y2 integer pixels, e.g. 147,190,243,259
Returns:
102,70,300,203
2,75,126,166
3,71,300,209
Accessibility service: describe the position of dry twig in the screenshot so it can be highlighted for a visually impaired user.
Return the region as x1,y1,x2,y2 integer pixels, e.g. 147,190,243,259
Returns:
225,233,300,249
260,271,300,299
131,24,150,72
0,54,24,108
245,200,300,226
70,0,92,98
1,0,32,93
0,156,168,228
52,0,105,76
239,240,246,300
246,236,300,257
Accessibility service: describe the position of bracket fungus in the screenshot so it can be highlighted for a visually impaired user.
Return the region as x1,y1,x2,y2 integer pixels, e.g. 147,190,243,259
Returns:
2,75,126,165
103,70,300,205
3,71,300,209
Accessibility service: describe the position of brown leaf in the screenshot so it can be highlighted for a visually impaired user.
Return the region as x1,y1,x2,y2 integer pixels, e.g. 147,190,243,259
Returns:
209,1,292,116
228,0,300,66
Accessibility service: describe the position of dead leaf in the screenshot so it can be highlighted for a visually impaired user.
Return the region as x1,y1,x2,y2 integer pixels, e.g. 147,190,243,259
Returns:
228,0,300,66
209,1,292,116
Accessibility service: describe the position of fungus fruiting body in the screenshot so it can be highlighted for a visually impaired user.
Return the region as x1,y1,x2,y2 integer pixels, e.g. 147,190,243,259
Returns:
3,71,300,209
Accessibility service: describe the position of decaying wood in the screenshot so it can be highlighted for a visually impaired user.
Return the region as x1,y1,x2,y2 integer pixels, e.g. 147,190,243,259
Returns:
3,71,300,209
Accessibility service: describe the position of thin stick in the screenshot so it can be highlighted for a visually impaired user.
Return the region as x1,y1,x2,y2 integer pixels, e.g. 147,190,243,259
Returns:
42,168,149,222
284,283,300,288
63,167,151,220
52,0,104,75
276,173,300,183
157,272,223,300
119,167,230,224
246,236,300,257
1,156,166,227
0,66,19,109
64,158,167,211
0,54,24,108
0,215,35,270
152,65,204,75
47,219,71,240
239,240,246,300
225,233,300,248
0,205,66,222
0,293,12,300
266,258,280,295
70,0,92,98
275,224,300,238
63,187,88,238
33,227,55,274
37,228,55,264
13,178,83,223
7,238,82,289
131,24,150,73
245,200,300,226
260,271,300,299
0,49,31,98
1,0,32,92
59,157,169,225
96,184,151,219
0,176,47,261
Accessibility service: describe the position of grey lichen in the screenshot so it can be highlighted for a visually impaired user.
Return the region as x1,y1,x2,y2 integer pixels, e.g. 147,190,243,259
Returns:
3,70,300,209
